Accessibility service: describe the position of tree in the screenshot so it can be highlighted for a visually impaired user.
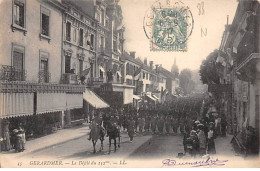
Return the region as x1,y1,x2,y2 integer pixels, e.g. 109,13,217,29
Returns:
179,69,195,95
199,50,220,85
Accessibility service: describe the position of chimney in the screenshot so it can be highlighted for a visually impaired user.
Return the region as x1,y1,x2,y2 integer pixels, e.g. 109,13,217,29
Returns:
155,64,159,73
149,61,154,70
144,58,147,65
130,51,136,58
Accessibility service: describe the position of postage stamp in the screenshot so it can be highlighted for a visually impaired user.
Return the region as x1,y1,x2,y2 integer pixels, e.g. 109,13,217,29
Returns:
143,0,194,51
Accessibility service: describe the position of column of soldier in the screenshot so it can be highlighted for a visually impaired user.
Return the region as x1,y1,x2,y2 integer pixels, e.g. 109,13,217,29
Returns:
99,94,224,154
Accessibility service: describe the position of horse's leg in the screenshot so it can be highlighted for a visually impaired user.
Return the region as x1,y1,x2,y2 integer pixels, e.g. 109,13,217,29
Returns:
118,135,120,148
109,137,111,154
101,139,104,150
114,138,117,152
92,140,96,153
99,139,102,152
99,137,104,152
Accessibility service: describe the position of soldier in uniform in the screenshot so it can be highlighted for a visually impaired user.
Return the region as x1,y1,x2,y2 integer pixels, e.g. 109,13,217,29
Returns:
127,117,135,142
165,115,171,134
157,115,165,134
138,116,145,133
150,114,157,134
144,113,151,132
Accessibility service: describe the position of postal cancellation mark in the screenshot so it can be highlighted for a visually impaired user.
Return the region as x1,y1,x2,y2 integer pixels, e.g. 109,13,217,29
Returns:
144,0,194,51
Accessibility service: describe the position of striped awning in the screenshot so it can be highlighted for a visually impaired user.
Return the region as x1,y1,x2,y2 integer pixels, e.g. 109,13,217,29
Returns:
66,93,83,109
146,94,156,101
152,95,159,100
99,66,105,72
83,88,109,109
133,95,141,100
0,93,34,118
37,93,67,114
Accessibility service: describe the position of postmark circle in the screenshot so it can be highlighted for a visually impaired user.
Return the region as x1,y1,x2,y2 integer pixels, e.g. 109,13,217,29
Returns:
143,0,194,51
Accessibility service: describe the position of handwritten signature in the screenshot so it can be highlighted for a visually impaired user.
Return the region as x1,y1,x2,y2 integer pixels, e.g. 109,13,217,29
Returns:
162,157,228,167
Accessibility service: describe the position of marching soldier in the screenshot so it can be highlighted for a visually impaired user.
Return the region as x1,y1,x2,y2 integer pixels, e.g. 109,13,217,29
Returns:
165,115,171,134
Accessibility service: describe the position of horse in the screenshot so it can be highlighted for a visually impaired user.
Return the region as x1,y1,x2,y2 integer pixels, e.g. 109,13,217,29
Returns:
89,121,106,153
107,122,121,153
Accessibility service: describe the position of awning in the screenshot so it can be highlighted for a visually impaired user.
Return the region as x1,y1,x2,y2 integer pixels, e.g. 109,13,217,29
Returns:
83,88,109,109
99,66,105,72
117,23,124,31
116,71,122,77
125,75,132,79
37,93,67,114
152,95,159,100
146,94,156,101
0,93,34,118
66,93,83,109
133,95,141,100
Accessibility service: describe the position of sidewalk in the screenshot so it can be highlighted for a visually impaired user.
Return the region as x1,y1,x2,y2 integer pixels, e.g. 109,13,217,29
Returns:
1,122,90,157
214,134,240,157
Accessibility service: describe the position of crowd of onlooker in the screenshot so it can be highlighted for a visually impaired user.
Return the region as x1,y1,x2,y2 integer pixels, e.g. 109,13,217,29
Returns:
1,121,26,152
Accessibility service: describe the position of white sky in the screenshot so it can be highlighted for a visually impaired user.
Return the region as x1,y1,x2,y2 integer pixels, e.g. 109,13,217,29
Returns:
119,0,238,71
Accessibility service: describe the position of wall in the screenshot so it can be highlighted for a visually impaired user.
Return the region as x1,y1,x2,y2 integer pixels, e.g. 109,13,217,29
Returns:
166,78,172,95
141,69,152,92
112,84,134,105
158,78,166,92
0,0,63,83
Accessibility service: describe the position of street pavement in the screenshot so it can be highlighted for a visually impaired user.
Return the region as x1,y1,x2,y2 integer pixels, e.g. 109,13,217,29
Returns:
2,124,253,168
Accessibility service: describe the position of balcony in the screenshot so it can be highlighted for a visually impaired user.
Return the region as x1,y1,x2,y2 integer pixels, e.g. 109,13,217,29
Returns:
38,71,51,83
0,81,85,93
0,65,26,81
62,73,78,84
112,52,119,60
236,53,260,82
87,77,104,87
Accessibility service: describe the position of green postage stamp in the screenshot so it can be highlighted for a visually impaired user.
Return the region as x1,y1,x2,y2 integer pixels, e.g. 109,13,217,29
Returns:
144,0,194,51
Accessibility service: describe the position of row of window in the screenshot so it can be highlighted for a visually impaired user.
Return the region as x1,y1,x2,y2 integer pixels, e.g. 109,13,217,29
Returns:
11,43,50,83
13,0,51,38
12,0,121,53
64,56,94,79
65,22,95,49
13,0,95,48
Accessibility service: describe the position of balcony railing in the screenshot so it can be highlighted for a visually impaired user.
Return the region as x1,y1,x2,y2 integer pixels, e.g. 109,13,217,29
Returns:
38,71,51,83
87,77,104,86
62,73,78,84
0,65,26,81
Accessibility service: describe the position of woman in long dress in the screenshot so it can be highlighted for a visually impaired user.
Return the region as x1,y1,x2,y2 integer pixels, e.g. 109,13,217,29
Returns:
3,123,11,151
207,122,216,154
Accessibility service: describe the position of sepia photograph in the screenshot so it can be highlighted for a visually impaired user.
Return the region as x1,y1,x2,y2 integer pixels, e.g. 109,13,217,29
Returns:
0,0,260,168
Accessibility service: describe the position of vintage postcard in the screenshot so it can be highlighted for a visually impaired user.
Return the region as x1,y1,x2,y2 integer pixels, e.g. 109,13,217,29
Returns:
0,0,260,168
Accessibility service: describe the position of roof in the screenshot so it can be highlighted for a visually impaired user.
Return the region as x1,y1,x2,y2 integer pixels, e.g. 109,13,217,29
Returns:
142,64,156,74
159,67,176,80
122,52,143,66
62,0,95,18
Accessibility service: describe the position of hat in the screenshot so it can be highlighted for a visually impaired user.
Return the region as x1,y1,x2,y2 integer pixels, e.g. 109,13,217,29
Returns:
13,129,18,133
209,122,214,125
197,124,204,129
195,121,200,124
190,130,197,136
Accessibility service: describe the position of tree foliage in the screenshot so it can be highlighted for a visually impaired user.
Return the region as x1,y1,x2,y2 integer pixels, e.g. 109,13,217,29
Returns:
199,50,220,85
179,69,195,95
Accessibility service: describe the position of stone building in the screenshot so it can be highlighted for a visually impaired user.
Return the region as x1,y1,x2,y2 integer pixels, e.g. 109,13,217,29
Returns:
0,0,85,142
215,0,259,155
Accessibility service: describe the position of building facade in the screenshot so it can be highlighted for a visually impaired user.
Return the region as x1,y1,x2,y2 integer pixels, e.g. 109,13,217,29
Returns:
213,0,260,155
0,0,85,143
